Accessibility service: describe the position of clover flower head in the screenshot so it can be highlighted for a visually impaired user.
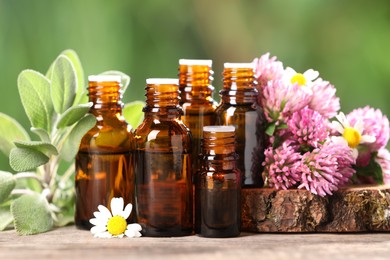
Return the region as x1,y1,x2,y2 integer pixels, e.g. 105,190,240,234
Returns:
309,78,340,119
253,52,284,87
89,197,142,238
287,107,329,148
298,139,355,197
346,106,389,152
263,141,302,190
261,79,311,123
331,112,376,159
375,148,390,185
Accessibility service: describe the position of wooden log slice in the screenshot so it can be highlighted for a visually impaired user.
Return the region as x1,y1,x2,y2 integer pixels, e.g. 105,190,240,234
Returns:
241,185,390,232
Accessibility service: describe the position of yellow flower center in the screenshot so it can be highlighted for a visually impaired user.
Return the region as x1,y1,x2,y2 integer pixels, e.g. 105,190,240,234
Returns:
343,127,361,148
107,216,127,236
291,73,307,86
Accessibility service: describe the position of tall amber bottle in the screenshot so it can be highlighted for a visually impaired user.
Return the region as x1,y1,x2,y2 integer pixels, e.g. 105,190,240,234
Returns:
134,78,193,237
215,63,266,188
178,59,217,175
75,75,135,229
195,126,241,237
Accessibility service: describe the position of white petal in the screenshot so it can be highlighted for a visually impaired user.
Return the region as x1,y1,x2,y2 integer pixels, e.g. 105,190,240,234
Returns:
331,136,348,146
121,203,132,219
303,69,319,81
128,223,142,232
98,205,112,219
331,121,344,134
94,231,112,238
89,218,101,226
113,234,125,238
125,229,135,238
336,112,349,128
354,119,364,133
111,197,124,216
91,225,107,235
352,148,358,159
285,67,297,76
361,135,376,143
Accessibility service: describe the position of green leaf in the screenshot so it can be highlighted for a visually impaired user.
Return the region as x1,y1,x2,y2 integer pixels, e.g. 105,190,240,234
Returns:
123,101,145,129
11,193,53,235
0,112,30,157
18,70,53,132
56,102,93,128
0,206,13,231
61,50,85,104
0,171,16,203
51,55,77,114
9,148,49,172
14,141,58,157
265,122,276,136
100,70,131,92
355,157,384,185
62,114,96,162
30,127,50,143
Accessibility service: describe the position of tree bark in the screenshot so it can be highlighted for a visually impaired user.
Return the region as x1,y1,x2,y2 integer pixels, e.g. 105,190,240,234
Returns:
242,185,390,232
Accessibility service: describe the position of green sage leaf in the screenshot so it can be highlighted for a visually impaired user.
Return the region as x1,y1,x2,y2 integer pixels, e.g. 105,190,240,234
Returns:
61,114,96,162
11,193,53,235
18,70,53,132
0,171,16,203
9,148,49,172
100,70,131,92
30,127,51,143
0,206,13,231
61,50,85,104
123,101,145,129
0,112,30,157
56,102,93,128
14,141,58,157
51,55,77,114
355,157,384,185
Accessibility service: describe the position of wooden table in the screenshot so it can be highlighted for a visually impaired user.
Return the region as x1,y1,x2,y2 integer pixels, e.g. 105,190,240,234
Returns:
1,226,389,260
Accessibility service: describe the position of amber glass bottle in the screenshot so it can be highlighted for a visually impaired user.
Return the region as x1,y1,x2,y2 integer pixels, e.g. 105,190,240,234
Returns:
179,59,217,175
134,78,193,237
215,63,266,188
75,75,135,230
195,126,241,237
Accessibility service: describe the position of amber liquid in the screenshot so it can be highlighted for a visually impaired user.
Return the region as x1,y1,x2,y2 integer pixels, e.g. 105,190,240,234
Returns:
75,150,134,229
135,150,193,236
181,110,216,174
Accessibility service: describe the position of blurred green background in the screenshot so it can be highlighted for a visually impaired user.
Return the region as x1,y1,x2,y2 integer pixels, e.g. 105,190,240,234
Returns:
1,0,390,171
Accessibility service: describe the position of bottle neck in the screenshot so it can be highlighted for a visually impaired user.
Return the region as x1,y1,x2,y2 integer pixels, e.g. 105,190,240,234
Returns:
179,64,215,104
220,67,258,105
88,81,123,116
202,130,237,171
143,83,182,119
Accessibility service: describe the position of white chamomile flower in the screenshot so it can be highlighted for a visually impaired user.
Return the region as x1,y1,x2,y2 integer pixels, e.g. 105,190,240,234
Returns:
284,67,319,93
331,112,376,159
89,197,142,238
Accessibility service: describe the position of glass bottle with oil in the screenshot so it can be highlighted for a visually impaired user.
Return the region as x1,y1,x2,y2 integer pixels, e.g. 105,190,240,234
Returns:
178,59,217,175
134,78,193,236
75,75,135,229
195,125,241,237
215,63,266,188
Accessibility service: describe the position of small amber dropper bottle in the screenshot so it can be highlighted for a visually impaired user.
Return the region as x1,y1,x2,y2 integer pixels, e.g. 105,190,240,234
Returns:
75,75,135,229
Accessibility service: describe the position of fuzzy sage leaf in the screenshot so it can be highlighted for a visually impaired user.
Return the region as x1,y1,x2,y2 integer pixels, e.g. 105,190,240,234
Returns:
11,193,53,235
123,101,145,129
51,55,77,114
14,141,58,157
56,102,93,128
9,148,49,172
61,114,97,162
0,171,16,203
30,127,51,143
18,70,53,133
0,206,13,231
0,112,30,157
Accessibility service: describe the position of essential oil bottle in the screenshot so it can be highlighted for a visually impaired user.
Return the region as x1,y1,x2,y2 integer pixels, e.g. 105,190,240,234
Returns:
195,125,241,237
134,78,193,237
75,75,135,229
178,59,217,175
215,63,266,188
